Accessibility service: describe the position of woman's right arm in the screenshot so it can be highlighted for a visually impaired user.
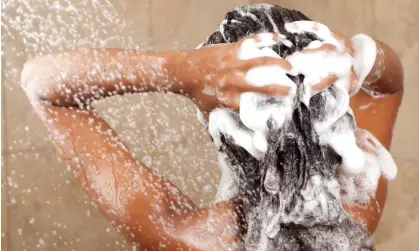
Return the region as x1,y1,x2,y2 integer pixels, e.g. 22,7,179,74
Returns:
22,34,291,115
21,49,193,106
21,33,294,250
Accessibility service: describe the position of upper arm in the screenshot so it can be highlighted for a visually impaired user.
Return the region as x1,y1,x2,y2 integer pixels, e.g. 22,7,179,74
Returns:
351,40,404,148
350,90,402,149
348,90,402,233
29,100,244,250
363,40,404,95
346,41,403,233
30,101,200,249
21,48,244,249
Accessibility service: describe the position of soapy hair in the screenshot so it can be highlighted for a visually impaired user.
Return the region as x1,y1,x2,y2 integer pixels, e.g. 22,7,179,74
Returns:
202,4,374,251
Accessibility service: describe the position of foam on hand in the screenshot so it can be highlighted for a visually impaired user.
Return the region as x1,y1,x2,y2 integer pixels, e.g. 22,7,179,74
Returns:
237,34,297,153
240,64,296,153
197,20,397,203
351,34,378,95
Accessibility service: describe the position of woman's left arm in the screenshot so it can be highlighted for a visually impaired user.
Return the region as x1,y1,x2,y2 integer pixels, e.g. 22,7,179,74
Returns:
347,39,404,233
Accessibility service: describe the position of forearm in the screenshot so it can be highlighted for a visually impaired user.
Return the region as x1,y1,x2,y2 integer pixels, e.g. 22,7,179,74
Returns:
22,48,192,106
28,100,197,246
364,40,404,94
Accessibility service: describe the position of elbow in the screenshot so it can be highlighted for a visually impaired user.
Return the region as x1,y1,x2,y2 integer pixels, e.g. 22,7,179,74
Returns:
21,56,65,106
379,40,404,94
365,40,404,94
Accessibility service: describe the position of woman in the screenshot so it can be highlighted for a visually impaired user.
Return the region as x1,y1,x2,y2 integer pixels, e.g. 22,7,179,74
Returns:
21,5,403,250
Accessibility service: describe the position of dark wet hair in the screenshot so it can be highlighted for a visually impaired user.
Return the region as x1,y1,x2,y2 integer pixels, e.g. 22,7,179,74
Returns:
202,4,373,251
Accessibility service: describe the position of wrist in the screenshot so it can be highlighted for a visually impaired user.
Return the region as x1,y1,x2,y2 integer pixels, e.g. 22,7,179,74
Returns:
164,50,198,97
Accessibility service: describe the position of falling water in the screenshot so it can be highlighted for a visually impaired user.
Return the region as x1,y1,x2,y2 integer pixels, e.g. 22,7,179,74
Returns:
2,0,220,250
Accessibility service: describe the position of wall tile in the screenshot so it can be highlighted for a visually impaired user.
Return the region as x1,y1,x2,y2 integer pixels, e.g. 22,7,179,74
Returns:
376,217,419,251
374,159,419,251
372,0,419,162
4,149,127,251
150,0,249,50
250,0,375,35
2,0,151,152
390,41,419,162
2,153,10,250
94,93,220,206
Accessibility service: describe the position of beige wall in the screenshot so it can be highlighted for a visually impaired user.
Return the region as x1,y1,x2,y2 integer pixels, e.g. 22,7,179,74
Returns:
2,0,418,250
1,1,247,250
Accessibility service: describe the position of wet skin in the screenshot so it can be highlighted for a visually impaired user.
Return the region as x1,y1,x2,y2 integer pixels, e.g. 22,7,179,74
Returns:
21,33,403,250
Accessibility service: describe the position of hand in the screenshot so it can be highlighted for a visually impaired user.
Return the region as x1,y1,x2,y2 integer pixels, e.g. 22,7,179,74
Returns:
284,21,360,95
182,33,294,117
21,40,295,111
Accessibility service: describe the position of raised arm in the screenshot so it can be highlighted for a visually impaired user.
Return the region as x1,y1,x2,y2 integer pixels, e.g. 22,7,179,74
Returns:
287,20,404,233
21,34,294,250
362,40,404,94
21,49,193,106
351,39,404,148
348,39,404,233
22,34,292,114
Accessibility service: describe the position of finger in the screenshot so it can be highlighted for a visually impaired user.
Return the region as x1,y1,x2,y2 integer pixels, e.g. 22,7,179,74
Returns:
285,21,341,48
285,21,329,35
238,33,280,60
238,43,284,60
242,56,292,71
247,32,292,48
238,33,293,60
242,32,284,47
260,47,282,58
311,74,338,95
240,60,296,93
332,30,355,56
239,83,291,97
348,68,360,95
301,43,338,54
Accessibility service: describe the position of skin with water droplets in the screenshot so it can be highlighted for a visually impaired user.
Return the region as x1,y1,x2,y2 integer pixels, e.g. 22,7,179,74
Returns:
18,10,404,251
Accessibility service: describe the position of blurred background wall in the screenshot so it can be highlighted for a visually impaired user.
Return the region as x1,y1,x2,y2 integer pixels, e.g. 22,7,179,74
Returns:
2,0,418,250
